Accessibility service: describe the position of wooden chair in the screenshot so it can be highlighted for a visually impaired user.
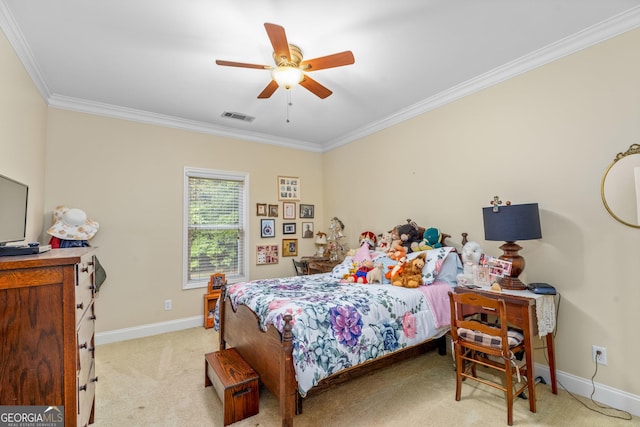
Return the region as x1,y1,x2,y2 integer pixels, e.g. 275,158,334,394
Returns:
448,291,533,425
292,259,309,276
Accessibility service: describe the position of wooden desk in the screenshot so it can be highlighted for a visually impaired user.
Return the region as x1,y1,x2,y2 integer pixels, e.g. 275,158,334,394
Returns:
301,256,340,274
453,286,557,412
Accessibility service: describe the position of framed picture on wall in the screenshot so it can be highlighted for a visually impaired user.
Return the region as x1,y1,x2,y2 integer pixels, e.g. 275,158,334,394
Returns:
256,245,279,265
299,204,314,218
256,203,267,216
268,204,279,217
283,201,296,219
277,176,300,201
302,222,314,238
282,238,298,257
261,218,276,238
283,223,296,235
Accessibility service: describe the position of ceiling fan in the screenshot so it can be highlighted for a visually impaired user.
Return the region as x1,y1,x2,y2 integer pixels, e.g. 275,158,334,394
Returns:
216,23,355,99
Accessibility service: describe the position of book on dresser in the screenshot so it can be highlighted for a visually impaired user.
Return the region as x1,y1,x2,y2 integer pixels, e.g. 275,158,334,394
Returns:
0,247,98,427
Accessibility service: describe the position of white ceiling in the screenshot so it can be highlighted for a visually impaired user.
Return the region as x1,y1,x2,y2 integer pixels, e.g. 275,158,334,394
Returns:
2,1,640,152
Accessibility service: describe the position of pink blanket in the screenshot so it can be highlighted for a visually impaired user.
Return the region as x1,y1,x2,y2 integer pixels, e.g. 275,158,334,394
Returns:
418,281,452,329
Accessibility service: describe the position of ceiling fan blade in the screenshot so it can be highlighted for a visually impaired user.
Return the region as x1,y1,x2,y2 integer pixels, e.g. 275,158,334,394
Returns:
258,80,279,99
264,23,290,63
215,60,270,70
299,75,332,99
301,51,355,72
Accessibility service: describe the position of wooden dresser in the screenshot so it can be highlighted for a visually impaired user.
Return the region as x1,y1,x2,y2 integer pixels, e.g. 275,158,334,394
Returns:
0,247,97,426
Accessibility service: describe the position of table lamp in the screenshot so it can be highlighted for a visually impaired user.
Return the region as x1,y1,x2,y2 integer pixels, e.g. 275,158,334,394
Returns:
315,233,327,257
482,202,542,290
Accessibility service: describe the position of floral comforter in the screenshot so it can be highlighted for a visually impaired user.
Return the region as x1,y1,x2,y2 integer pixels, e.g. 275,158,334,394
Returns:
225,275,451,396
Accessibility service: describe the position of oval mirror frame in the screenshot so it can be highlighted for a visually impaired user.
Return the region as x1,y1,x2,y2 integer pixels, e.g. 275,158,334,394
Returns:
601,143,640,228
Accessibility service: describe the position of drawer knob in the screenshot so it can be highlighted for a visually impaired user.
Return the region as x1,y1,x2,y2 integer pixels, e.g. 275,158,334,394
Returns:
81,266,89,273
91,376,98,383
79,342,88,350
76,302,84,310
79,384,87,392
90,315,97,321
89,346,95,353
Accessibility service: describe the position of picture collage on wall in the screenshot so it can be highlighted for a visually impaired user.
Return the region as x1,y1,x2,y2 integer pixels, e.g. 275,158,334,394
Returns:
255,176,316,264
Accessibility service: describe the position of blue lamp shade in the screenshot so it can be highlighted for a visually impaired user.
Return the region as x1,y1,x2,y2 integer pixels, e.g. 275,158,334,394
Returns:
483,203,542,242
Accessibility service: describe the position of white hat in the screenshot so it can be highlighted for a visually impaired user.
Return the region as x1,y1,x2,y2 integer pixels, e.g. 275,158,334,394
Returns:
47,205,99,240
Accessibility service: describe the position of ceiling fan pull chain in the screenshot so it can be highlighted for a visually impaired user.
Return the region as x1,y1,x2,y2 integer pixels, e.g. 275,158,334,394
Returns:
286,91,292,123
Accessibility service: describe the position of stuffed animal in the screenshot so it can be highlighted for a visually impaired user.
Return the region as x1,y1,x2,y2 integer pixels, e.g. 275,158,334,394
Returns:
456,241,483,285
395,222,421,252
411,227,443,252
387,238,401,253
385,244,408,281
392,253,426,288
366,262,384,284
347,258,374,284
359,231,377,250
376,231,393,252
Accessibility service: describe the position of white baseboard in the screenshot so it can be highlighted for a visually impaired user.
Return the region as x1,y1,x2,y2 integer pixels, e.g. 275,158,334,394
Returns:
535,363,640,417
95,316,639,418
95,315,203,345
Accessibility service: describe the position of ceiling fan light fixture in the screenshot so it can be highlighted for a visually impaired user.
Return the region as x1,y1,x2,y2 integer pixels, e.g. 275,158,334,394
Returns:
272,66,304,90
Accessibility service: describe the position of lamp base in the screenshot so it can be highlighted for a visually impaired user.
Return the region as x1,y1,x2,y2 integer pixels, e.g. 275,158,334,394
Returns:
497,241,527,291
497,276,527,291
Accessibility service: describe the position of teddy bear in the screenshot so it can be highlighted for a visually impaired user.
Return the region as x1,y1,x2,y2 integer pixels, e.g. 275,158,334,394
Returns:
392,253,426,288
411,227,443,252
366,261,384,284
395,222,421,252
456,241,483,285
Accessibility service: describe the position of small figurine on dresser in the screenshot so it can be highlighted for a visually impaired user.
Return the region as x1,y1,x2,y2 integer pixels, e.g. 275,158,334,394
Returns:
47,205,99,248
327,217,347,261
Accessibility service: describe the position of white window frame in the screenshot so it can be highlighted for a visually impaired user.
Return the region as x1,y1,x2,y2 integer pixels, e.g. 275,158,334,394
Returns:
183,167,249,290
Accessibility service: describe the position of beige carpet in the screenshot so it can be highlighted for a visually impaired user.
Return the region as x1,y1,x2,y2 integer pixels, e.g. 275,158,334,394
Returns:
94,327,637,426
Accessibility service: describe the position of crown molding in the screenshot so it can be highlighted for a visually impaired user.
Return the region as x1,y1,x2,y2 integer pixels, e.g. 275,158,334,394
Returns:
48,94,323,152
0,1,51,98
324,5,640,152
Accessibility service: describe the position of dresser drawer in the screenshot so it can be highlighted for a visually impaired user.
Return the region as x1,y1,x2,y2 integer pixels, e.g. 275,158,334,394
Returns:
78,360,96,427
77,303,95,379
75,254,95,318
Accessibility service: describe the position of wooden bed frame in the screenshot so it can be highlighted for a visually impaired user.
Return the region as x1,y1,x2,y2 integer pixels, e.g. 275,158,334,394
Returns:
218,282,448,426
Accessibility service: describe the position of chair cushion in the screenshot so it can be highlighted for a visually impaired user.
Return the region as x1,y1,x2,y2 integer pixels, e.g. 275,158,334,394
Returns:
457,327,524,349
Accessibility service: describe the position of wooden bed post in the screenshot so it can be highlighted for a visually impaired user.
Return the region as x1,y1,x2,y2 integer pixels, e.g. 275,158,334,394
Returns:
280,314,295,427
219,283,227,350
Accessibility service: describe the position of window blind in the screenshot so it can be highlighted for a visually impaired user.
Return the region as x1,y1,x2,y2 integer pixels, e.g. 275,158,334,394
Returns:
185,169,246,287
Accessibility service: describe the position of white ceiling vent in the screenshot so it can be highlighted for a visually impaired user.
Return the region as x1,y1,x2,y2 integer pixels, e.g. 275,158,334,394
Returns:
221,111,255,123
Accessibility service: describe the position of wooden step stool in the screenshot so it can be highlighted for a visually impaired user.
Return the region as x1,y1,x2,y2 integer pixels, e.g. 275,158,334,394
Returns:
205,348,259,425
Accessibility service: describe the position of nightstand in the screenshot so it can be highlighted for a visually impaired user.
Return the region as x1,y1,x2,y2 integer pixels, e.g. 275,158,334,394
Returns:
203,289,221,329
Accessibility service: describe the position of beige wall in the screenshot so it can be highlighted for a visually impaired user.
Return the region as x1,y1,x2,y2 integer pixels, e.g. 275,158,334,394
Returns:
2,23,639,401
0,31,47,240
42,109,324,332
325,28,640,396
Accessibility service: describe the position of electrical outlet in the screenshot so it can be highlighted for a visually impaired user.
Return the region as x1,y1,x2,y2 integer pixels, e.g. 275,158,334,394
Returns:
592,345,607,365
164,299,172,311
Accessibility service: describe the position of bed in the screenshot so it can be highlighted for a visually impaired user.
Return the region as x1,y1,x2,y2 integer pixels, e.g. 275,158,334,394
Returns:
217,241,463,426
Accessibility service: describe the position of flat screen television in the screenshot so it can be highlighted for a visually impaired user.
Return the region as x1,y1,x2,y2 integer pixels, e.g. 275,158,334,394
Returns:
0,174,28,246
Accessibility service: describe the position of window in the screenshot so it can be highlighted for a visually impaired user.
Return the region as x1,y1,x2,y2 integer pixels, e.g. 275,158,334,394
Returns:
183,167,248,289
